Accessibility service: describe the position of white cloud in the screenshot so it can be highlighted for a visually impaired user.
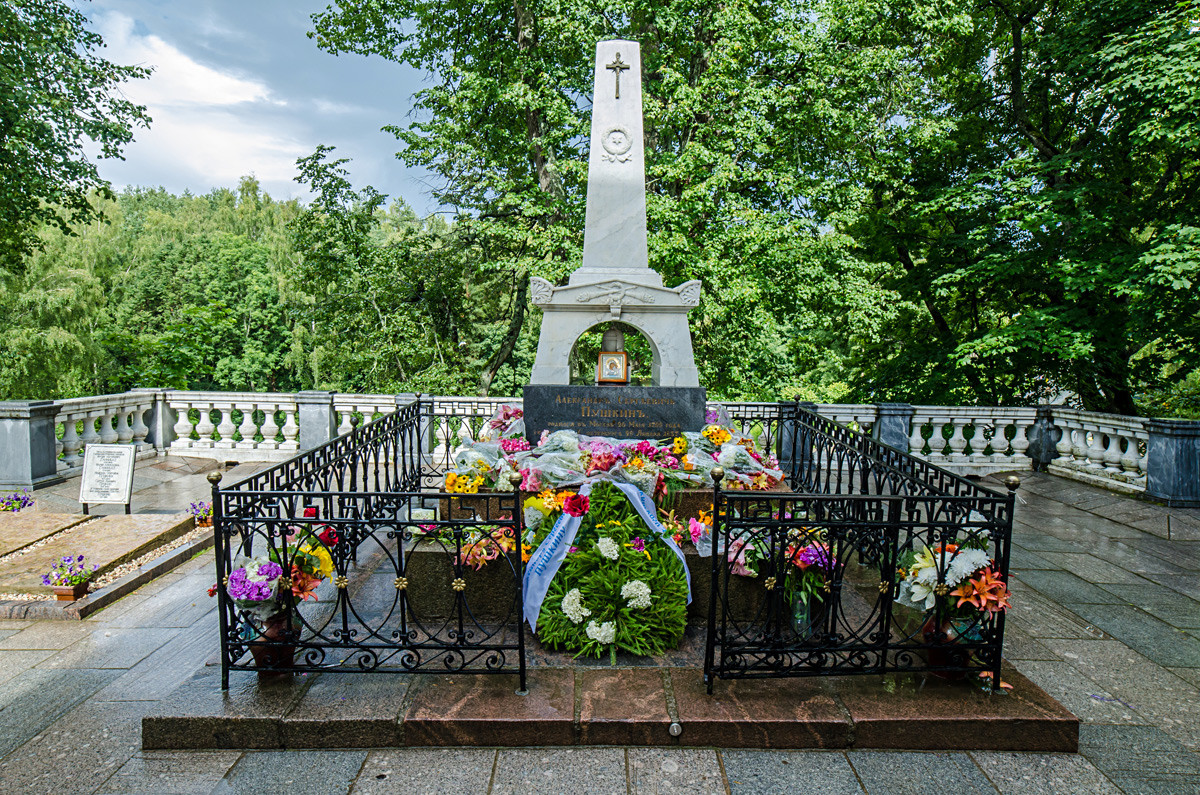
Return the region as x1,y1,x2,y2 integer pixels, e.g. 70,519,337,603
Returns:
96,12,273,108
91,11,308,194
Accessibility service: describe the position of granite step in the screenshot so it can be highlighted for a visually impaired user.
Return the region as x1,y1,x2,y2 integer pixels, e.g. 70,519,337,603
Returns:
142,661,1077,753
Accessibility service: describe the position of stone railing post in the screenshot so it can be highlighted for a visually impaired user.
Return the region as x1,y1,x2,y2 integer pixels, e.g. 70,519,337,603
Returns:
0,401,64,489
297,391,337,451
873,403,914,452
1025,405,1060,472
132,388,176,451
1145,419,1200,507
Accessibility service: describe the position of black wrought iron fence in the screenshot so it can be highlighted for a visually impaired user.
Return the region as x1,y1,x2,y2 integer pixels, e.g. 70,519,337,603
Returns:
211,399,526,690
209,397,1012,695
705,402,1016,692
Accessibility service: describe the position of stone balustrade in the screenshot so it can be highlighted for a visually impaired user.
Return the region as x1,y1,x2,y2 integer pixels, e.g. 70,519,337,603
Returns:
909,405,1039,477
0,391,1196,506
1048,408,1150,493
167,391,300,463
53,392,157,474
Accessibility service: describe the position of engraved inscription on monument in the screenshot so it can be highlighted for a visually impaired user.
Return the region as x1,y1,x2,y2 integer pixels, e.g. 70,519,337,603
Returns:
523,385,706,441
78,444,136,504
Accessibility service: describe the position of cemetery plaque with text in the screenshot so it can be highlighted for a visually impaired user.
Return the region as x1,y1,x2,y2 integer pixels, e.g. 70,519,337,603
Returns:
523,385,706,441
78,444,136,505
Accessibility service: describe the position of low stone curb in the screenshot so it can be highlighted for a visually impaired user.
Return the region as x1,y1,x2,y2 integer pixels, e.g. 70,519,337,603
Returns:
0,533,215,620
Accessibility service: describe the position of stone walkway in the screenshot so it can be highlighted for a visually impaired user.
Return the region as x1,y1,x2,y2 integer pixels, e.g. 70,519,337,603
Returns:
0,471,1197,793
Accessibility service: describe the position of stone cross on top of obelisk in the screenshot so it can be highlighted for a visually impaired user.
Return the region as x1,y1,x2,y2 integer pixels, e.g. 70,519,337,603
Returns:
569,40,661,288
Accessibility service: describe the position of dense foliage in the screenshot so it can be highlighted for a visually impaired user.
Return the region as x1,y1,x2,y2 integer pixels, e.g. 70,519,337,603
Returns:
0,0,151,275
2,0,1197,417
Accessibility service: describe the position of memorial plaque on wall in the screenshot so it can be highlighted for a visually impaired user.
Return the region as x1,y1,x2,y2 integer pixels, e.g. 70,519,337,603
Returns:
78,444,136,505
523,385,706,441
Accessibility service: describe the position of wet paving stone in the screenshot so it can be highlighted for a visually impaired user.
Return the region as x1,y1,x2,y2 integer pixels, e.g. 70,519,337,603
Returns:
1015,570,1127,606
0,666,120,757
211,749,365,795
970,751,1122,794
96,751,242,795
1064,603,1200,668
722,750,861,795
846,750,997,794
629,748,725,794
491,747,627,795
1097,582,1200,630
349,749,496,795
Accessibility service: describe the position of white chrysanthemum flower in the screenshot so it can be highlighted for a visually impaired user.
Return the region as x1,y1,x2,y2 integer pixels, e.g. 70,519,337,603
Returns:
597,536,619,560
621,580,652,609
523,507,544,530
561,588,591,624
586,619,616,644
947,548,990,585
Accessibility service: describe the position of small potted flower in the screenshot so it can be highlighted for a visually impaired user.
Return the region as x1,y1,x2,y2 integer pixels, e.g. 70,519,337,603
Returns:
1,489,35,512
42,555,98,601
190,501,213,528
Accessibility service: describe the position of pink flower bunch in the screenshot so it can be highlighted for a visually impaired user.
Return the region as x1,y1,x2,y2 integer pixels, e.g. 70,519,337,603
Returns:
687,518,707,544
500,437,530,453
728,538,757,577
520,468,541,491
563,493,590,517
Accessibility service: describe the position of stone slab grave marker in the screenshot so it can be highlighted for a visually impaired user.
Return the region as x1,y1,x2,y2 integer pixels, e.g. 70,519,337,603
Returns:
78,443,136,514
528,40,702,388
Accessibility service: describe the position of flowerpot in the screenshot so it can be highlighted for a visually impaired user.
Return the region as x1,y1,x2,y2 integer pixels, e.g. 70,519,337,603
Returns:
196,517,213,528
921,616,974,679
52,582,90,601
248,614,294,673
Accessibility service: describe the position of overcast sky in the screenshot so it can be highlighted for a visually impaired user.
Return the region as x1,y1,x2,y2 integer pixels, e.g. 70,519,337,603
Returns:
86,0,437,214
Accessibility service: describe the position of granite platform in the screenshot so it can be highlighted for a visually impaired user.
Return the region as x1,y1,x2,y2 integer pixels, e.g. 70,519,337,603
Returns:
141,661,1077,752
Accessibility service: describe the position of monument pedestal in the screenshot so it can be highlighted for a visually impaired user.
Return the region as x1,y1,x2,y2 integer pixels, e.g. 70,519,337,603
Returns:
523,385,705,441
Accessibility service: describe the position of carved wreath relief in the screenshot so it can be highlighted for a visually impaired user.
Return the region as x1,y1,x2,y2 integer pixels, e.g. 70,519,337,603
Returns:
601,126,633,163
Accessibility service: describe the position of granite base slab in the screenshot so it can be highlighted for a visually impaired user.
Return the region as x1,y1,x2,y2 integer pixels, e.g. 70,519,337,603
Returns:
142,661,1077,752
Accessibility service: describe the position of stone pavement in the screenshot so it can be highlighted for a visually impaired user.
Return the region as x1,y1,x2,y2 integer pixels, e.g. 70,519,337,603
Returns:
0,471,1197,794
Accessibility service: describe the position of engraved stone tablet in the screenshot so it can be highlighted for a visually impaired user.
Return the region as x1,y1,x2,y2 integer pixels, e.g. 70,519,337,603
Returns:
523,385,706,441
78,444,136,505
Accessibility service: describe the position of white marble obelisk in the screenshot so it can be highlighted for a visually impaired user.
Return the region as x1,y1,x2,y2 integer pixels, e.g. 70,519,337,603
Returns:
529,40,699,386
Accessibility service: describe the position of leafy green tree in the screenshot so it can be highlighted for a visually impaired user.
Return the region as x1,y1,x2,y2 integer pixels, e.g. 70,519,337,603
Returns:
309,0,890,399
0,0,150,274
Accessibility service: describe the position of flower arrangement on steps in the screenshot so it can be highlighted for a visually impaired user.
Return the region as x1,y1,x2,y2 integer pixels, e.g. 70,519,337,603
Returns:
43,554,97,600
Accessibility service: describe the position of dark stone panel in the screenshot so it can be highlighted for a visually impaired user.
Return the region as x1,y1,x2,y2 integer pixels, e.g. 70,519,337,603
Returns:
523,385,706,441
578,668,672,745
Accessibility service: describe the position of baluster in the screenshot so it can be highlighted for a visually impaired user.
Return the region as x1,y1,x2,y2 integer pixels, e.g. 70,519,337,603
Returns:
925,418,948,462
99,408,119,443
988,420,1011,462
947,419,969,462
1084,426,1106,470
1053,422,1075,465
1070,424,1090,466
194,404,216,448
116,408,134,444
259,406,281,450
237,401,258,449
1120,433,1140,475
280,408,300,450
171,401,194,449
130,404,150,449
1103,432,1124,474
337,409,354,437
1009,421,1030,463
80,411,102,454
214,406,236,448
61,414,83,467
1137,439,1149,481
908,419,926,458
458,417,474,445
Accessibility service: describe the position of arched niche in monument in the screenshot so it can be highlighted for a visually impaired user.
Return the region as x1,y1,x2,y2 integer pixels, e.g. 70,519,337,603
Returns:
568,321,657,386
